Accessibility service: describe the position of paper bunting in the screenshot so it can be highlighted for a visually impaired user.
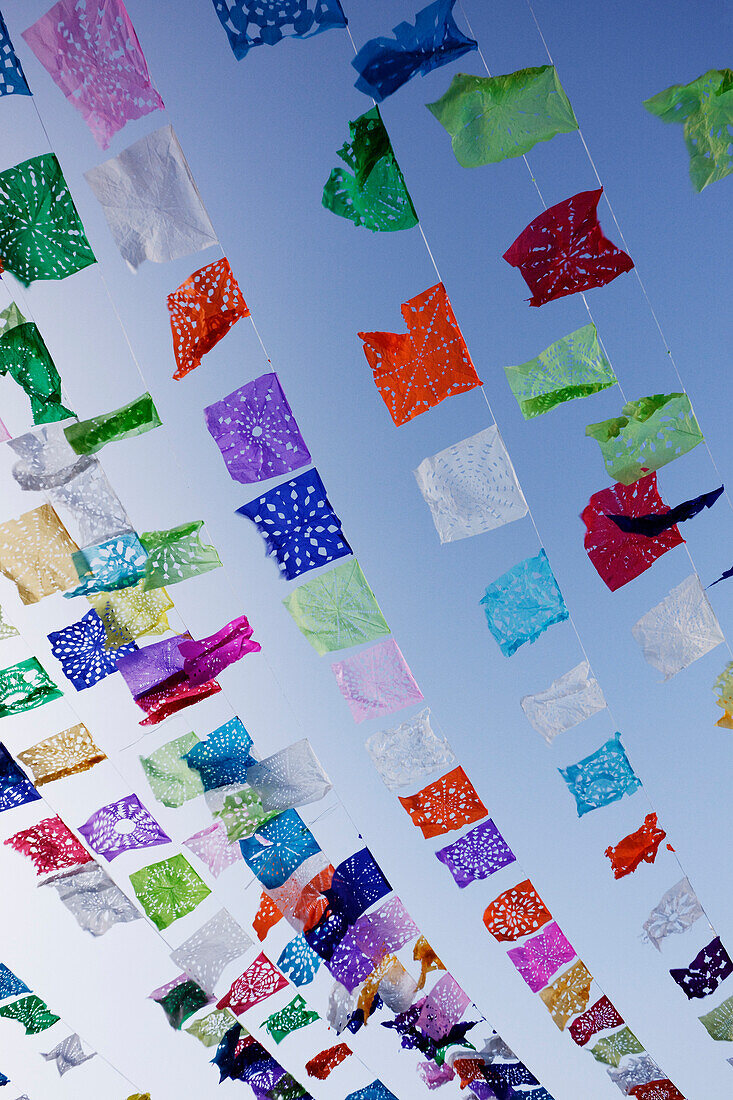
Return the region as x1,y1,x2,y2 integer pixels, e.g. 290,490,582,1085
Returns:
267,852,333,933
65,532,148,597
0,320,74,424
263,994,319,1044
139,521,221,589
205,371,310,483
78,794,171,860
582,474,684,591
365,707,455,790
586,392,704,485
359,282,481,425
0,995,60,1034
569,995,624,1047
670,936,733,1000
398,766,487,838
168,258,249,380
212,0,346,60
131,668,221,726
359,955,417,1016
642,878,704,950
5,815,92,876
88,584,173,650
604,813,667,879
559,732,641,816
415,425,528,542
0,13,29,95
214,788,277,842
714,662,733,728
48,609,138,690
632,574,724,678
435,819,515,887
630,1083,684,1100
417,973,469,1040
326,930,374,992
42,862,141,935
608,1054,664,1093
0,604,17,639
351,896,419,964
539,960,592,1029
306,1043,352,1079
239,811,320,888
8,418,83,489
332,639,422,723
153,977,211,1029
503,188,633,306
41,1033,95,1075
277,936,321,987
507,921,576,992
246,739,332,812
84,125,217,269
427,65,577,167
185,1009,237,1047
0,503,80,604
609,485,723,537
0,153,95,284
171,909,252,993
413,935,445,988
483,879,552,943
322,106,418,232
0,965,30,1000
283,558,390,654
184,822,239,878
129,854,211,930
0,744,40,811
352,0,476,102
590,1027,644,1067
699,993,733,1041
140,732,205,808
178,614,261,684
254,892,283,941
326,848,391,924
0,657,62,717
183,717,254,790
217,952,288,1014
22,0,163,148
64,394,161,455
47,459,132,546
504,323,616,419
521,661,606,744
480,549,568,657
418,1061,455,1088
644,70,733,191
346,1084,397,1100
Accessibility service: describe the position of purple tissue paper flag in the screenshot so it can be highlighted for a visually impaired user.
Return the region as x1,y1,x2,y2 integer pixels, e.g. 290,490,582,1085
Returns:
78,793,171,860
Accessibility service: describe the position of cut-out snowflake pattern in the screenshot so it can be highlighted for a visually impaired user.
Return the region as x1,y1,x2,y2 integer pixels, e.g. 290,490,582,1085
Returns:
78,793,170,860
129,854,211,930
332,638,422,723
246,739,332,812
483,879,552,943
398,765,487,838
48,609,137,690
168,257,248,379
217,952,288,1014
283,558,390,654
481,549,568,657
435,819,515,888
5,815,92,876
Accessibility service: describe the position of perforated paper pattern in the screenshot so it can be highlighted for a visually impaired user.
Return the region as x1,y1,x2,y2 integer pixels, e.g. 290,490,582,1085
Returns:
644,70,733,191
217,952,288,1014
263,994,319,1044
331,638,422,723
305,1043,352,1080
586,392,704,486
168,258,249,379
140,520,221,589
538,959,592,1029
642,878,704,950
283,558,390,654
398,765,487,838
568,995,624,1047
42,862,141,935
183,717,254,790
0,503,79,604
0,743,39,811
605,813,667,879
0,13,29,96
669,936,733,999
632,574,724,679
87,583,173,649
0,321,74,424
590,1027,644,1067
277,935,321,986
435,819,515,887
48,609,137,690
483,879,552,943
239,810,320,889
184,822,239,878
504,322,615,419
246,739,332,812
78,793,171,860
0,657,62,716
559,732,641,817
129,854,211,930
0,995,60,1034
171,909,253,993
140,731,204,808
507,922,576,992
481,549,568,657
212,0,346,60
520,661,607,744
41,1033,95,1075
5,815,92,876
365,707,455,790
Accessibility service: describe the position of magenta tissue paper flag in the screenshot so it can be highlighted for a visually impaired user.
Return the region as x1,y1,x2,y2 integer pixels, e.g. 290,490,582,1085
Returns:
178,614,261,686
331,638,423,723
22,0,164,149
507,921,575,992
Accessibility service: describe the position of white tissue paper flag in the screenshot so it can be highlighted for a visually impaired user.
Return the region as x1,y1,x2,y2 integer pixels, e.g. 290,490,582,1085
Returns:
170,908,252,993
632,574,724,679
520,661,607,744
365,707,456,791
245,739,332,812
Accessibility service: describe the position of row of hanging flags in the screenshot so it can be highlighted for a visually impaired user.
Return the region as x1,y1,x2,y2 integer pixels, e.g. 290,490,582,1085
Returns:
0,0,727,1098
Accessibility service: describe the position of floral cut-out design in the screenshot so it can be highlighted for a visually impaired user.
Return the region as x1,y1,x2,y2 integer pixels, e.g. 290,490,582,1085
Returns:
212,0,346,60
168,258,248,379
398,765,487,838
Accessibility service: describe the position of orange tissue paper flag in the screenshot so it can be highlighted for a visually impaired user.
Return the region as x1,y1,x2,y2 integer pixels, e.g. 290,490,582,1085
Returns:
398,766,487,839
167,258,249,380
604,813,667,879
483,878,552,942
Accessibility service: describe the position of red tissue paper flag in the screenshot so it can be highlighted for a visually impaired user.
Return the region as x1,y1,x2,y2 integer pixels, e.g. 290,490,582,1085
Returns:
305,1043,352,1080
630,1082,685,1100
569,995,624,1047
217,952,288,1014
168,258,249,380
5,815,93,876
604,813,667,879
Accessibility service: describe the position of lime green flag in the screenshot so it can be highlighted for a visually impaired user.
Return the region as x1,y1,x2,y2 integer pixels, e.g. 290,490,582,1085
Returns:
140,731,204,808
700,993,733,1041
129,854,210,930
586,393,704,485
140,521,221,590
284,558,390,655
427,66,578,167
505,323,616,419
64,393,161,454
644,70,733,191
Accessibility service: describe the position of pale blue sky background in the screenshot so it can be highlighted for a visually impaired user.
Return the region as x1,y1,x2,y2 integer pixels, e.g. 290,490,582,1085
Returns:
0,1,732,1098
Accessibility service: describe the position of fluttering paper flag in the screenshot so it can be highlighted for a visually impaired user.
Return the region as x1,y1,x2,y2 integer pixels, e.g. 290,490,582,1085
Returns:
582,474,684,591
632,574,724,678
0,503,80,604
352,0,476,102
365,706,456,790
416,972,470,1040
152,976,211,1029
254,891,283,941
358,282,481,426
322,106,418,232
237,469,352,579
507,922,576,992
480,549,568,657
398,765,487,838
171,909,253,993
435,819,515,887
22,0,163,148
504,323,616,419
5,815,92,875
239,810,320,889
42,862,141,935
428,65,577,167
605,813,667,880
0,995,60,1034
483,879,552,943
184,822,239,878
48,609,138,690
700,993,733,1041
125,651,222,724
65,532,148,597
559,732,641,816
629,1083,684,1100
213,788,277,843
212,0,346,60
183,717,254,790
178,614,261,685
0,965,30,999
0,153,95,284
608,485,723,537
41,1033,95,1075
520,661,607,744
84,125,217,269
539,960,592,1030
346,1084,397,1100
139,521,221,589
608,1054,664,1094
591,1027,644,1067
78,794,171,860
217,953,288,1014
503,188,633,306
0,320,74,424
642,877,704,950
569,995,624,1047
47,460,132,547
246,739,332,813
129,854,211,930
8,418,84,489
205,371,310,483
277,935,321,987
268,852,333,934
586,393,704,486
263,994,319,1044
64,394,161,454
413,935,446,989
0,744,40,811
283,558,390,654
332,639,422,723
350,896,419,967
0,13,30,96
0,604,17,639
88,583,173,649
140,731,205,808
644,70,733,190
185,1009,237,1047
325,847,391,925
306,1043,352,1080
713,662,733,728
669,936,733,999
0,657,62,717
168,258,249,380
414,425,528,542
